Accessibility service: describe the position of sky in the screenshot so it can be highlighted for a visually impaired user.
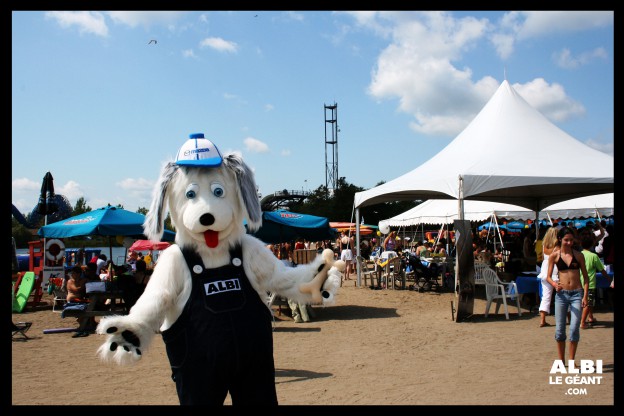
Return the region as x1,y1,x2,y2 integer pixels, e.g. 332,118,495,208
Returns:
11,11,614,218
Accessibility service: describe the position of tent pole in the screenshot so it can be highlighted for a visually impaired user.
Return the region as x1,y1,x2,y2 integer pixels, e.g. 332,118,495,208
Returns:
109,236,113,264
493,214,504,250
455,175,464,295
355,207,361,287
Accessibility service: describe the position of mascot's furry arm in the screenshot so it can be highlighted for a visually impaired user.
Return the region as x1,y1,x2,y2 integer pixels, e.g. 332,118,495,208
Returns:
96,152,343,366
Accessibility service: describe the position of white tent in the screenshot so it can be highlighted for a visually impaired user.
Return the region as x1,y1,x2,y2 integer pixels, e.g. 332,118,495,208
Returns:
354,80,613,212
380,193,614,227
541,193,613,220
379,199,533,227
353,80,613,292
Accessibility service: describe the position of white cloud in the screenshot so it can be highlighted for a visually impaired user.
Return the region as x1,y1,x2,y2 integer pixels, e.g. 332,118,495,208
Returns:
264,104,274,112
584,139,613,156
45,11,109,37
182,49,197,59
364,12,495,137
244,137,269,153
12,177,40,192
280,149,291,156
199,37,238,53
284,11,305,22
117,177,153,191
553,47,608,69
348,12,592,138
493,11,613,58
502,11,613,40
116,178,154,209
513,78,585,122
56,180,84,204
106,11,187,28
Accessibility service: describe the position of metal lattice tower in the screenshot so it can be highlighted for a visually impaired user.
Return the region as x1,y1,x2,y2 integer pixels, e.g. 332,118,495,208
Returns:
324,103,338,194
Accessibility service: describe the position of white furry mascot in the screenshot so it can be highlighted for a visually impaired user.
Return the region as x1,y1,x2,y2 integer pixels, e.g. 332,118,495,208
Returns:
95,133,343,405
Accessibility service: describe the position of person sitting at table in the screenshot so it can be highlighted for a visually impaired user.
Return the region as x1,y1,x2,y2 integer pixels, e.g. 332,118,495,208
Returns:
66,266,88,303
384,231,397,252
119,259,150,311
434,241,447,257
126,250,139,271
95,254,108,275
66,265,96,338
419,242,432,259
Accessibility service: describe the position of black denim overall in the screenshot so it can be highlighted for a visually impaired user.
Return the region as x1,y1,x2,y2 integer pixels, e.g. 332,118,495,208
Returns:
161,245,277,405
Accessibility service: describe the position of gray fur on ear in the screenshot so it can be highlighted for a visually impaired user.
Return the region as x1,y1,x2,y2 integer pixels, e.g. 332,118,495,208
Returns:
144,162,178,241
222,152,262,231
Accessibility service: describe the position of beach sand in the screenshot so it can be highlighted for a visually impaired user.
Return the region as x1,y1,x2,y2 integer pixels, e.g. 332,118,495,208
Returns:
12,285,614,406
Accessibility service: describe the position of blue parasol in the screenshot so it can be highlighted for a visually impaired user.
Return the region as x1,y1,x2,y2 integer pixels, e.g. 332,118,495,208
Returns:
477,221,508,232
250,210,336,244
38,205,175,261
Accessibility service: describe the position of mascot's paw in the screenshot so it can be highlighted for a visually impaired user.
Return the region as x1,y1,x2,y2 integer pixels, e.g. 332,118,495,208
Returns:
96,316,151,366
300,249,345,304
320,265,343,305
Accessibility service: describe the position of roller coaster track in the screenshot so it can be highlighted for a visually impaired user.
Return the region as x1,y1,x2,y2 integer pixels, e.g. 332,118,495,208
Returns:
260,190,311,211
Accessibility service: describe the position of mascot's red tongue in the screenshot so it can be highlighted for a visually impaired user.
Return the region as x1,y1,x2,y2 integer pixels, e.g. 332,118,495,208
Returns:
204,230,219,248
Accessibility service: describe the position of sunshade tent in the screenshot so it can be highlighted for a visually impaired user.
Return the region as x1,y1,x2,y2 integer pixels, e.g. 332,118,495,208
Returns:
129,240,172,252
354,80,613,213
379,199,533,227
250,210,336,244
330,222,374,235
540,193,613,220
353,80,613,293
38,205,175,261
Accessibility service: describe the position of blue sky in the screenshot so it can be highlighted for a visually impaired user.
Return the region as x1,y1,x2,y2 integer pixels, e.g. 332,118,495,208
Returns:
12,11,614,217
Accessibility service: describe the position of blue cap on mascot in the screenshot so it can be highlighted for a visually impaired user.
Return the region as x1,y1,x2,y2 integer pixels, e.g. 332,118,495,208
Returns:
175,133,223,167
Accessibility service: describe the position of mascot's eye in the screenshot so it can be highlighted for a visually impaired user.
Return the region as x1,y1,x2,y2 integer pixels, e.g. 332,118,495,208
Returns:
185,184,199,199
211,183,225,198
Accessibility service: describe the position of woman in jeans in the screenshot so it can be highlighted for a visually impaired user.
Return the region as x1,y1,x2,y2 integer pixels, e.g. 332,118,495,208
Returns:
545,227,589,362
537,227,559,327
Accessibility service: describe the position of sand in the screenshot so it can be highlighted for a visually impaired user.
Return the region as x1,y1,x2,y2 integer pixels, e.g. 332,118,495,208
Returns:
12,285,614,406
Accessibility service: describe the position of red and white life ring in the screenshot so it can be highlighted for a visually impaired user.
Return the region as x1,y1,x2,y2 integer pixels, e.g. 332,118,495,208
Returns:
45,239,66,262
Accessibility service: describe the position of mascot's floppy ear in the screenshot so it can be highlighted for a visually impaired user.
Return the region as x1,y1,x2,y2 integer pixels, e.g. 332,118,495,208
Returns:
144,161,178,242
222,152,262,232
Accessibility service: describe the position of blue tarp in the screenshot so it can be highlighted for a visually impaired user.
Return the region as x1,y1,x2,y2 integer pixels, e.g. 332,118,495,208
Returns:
38,205,175,241
250,210,336,244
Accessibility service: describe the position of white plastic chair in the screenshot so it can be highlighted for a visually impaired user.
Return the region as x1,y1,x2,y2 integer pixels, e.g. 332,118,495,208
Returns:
482,268,522,320
474,261,489,285
356,256,376,287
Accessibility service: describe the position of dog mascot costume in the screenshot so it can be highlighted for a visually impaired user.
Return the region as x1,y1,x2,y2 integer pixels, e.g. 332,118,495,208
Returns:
96,133,344,405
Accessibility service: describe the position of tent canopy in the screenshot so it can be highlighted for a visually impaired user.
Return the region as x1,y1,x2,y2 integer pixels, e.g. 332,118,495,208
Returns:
354,80,613,212
380,193,614,229
541,193,613,220
379,199,533,227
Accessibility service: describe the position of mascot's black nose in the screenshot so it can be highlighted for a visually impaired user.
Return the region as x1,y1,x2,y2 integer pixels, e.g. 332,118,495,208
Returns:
200,213,215,226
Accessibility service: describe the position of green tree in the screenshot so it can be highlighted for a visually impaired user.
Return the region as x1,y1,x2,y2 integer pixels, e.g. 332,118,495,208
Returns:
289,177,418,225
72,197,92,216
12,218,36,248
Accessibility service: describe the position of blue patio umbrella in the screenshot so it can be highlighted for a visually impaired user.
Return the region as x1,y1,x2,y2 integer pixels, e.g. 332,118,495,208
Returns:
505,220,527,231
38,205,175,261
477,222,508,232
250,210,336,244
